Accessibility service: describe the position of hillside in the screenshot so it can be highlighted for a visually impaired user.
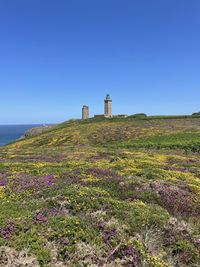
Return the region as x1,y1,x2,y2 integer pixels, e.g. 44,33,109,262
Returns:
0,117,200,267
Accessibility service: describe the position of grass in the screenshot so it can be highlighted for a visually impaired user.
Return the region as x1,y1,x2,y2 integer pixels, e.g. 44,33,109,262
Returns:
0,116,200,266
109,131,200,152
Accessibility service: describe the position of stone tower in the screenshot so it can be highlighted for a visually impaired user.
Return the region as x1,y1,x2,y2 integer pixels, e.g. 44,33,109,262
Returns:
82,105,89,120
104,94,112,118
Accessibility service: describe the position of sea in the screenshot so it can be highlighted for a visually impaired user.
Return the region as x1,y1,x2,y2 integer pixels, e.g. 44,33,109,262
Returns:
0,125,42,146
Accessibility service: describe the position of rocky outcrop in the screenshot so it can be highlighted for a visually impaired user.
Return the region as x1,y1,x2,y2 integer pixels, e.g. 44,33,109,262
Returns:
21,125,55,139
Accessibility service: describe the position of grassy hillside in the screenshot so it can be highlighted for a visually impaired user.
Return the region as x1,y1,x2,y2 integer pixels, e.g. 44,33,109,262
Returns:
0,117,200,266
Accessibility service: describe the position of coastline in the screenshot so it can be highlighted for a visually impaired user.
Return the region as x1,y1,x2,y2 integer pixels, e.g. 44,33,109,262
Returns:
0,125,42,146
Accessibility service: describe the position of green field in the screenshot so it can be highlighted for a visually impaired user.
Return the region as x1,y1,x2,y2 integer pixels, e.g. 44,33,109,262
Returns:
0,117,200,266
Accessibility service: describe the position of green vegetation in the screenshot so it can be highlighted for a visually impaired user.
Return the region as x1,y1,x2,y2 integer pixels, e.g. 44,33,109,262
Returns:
0,116,200,266
113,132,200,152
192,112,200,116
128,113,147,118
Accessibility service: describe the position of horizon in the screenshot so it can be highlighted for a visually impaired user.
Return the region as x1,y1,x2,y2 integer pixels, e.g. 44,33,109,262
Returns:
0,112,200,125
1,0,200,124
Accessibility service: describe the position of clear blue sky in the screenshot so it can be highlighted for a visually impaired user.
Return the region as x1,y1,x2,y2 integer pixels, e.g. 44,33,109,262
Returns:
0,0,200,124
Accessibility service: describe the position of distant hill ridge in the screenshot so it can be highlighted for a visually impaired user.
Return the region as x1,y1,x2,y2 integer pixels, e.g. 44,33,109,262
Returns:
8,116,200,152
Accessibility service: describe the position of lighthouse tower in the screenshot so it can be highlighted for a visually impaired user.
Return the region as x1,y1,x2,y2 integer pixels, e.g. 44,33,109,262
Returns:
82,105,89,120
104,94,112,118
